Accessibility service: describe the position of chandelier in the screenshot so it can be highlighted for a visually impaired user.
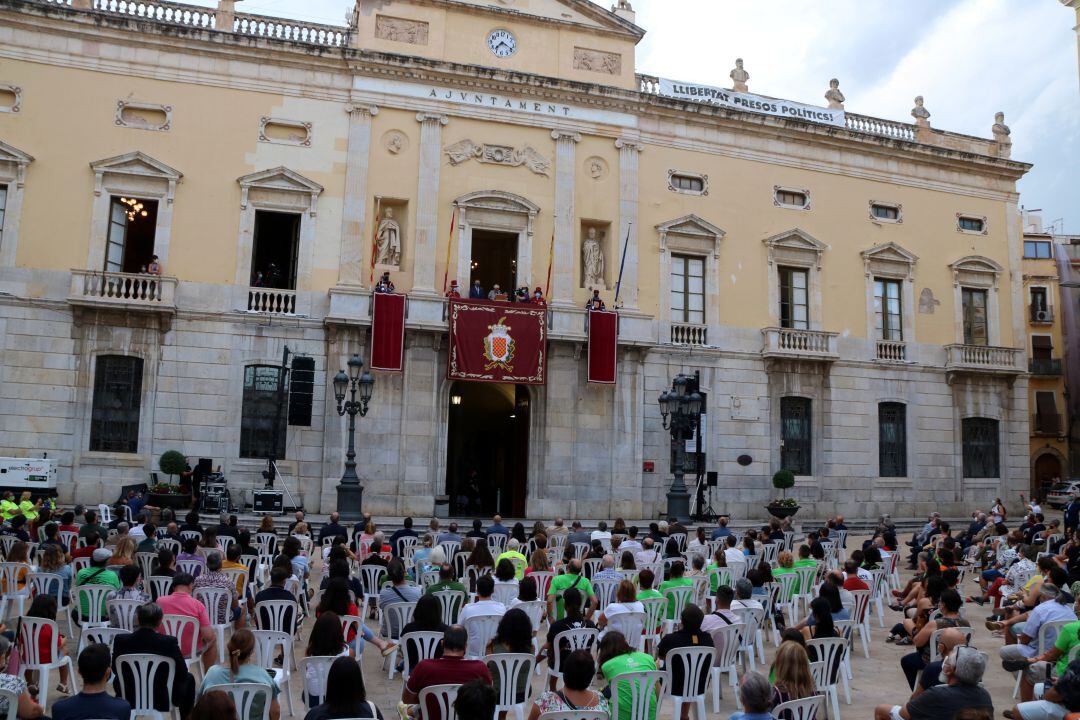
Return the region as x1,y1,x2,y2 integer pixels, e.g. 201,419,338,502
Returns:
119,197,148,221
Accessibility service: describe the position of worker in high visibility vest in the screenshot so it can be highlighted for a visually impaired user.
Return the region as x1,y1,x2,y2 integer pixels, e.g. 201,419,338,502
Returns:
17,492,41,523
0,492,19,521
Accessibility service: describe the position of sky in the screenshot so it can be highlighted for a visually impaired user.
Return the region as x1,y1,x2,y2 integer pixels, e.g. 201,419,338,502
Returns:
203,0,1078,232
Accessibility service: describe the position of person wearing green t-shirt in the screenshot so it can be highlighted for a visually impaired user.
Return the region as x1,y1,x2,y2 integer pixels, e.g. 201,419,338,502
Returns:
497,539,528,580
792,546,818,594
424,563,467,596
74,548,122,617
599,631,658,720
0,492,18,522
17,492,41,523
1016,610,1080,701
547,559,596,621
658,561,694,620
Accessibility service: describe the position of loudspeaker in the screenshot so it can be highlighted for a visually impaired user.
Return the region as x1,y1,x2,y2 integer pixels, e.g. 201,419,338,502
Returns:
707,471,718,487
253,490,283,513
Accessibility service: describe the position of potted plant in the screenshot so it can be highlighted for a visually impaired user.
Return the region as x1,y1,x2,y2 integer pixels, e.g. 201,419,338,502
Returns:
149,450,191,510
766,469,800,518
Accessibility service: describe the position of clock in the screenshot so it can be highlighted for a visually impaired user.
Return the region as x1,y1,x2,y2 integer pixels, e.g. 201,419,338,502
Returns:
487,29,517,58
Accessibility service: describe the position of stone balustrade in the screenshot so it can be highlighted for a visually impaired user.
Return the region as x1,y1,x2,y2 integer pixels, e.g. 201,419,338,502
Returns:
232,13,347,47
761,327,839,360
670,322,707,347
68,269,177,311
91,0,214,27
876,340,907,362
248,287,297,315
844,113,917,141
944,344,1022,375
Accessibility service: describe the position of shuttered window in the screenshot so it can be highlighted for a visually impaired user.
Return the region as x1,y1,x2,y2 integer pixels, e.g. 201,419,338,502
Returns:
878,403,907,477
89,355,143,453
961,418,999,478
780,397,812,476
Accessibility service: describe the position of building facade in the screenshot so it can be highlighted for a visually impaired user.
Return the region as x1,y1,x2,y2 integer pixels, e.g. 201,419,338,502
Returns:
0,0,1033,519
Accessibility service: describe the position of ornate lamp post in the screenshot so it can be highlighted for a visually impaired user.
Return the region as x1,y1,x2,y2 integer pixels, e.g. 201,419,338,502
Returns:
333,354,374,522
658,372,702,521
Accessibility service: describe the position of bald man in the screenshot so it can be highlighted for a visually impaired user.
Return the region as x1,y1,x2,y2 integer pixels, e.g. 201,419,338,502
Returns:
910,627,968,698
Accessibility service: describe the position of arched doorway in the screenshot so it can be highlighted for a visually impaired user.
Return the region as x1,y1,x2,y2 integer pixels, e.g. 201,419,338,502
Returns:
445,382,530,517
1033,452,1064,500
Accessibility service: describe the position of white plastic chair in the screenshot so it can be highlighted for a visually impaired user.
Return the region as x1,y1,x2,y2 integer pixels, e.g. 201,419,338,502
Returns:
147,575,173,600
17,616,77,711
71,584,113,648
108,597,142,631
546,627,598,687
115,652,178,720
418,570,441,590
384,602,418,677
136,552,157,581
530,571,554,601
176,559,204,578
866,568,889,627
26,571,66,618
462,613,502,660
97,504,113,524
255,599,298,637
592,579,619,611
82,626,129,653
640,597,667,653
793,564,818,617
847,589,872,659
808,637,848,718
661,586,694,634
493,583,519,607
195,585,234,651
487,534,508,554
297,656,337,709
774,573,801,626
709,622,743,712
358,565,385,612
664,645,714,720
179,530,202,544
607,611,647,651
438,541,461,559
735,606,766,668
431,589,466,626
161,613,205,679
401,630,444,680
0,562,30,621
418,683,459,720
484,653,534,720
609,670,666,720
771,694,825,720
216,682,272,720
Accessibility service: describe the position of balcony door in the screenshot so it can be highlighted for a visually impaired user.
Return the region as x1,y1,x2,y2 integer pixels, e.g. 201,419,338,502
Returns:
104,196,158,273
250,210,300,289
961,288,988,346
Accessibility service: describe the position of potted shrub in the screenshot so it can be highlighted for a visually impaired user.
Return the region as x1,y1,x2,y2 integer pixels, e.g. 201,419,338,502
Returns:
149,450,191,510
766,469,800,518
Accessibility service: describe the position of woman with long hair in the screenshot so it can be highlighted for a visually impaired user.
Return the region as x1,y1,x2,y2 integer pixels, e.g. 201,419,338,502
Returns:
525,549,550,576
111,536,136,566
511,523,527,544
400,595,449,669
770,641,815,708
37,544,72,601
597,631,656,720
487,609,533,703
305,612,350,707
466,540,495,570
612,518,628,535
802,596,838,642
304,656,381,720
494,558,518,588
598,580,642,630
199,628,280,720
258,515,276,535
512,576,538,607
619,551,636,571
531,521,547,539
663,538,681,558
26,594,71,693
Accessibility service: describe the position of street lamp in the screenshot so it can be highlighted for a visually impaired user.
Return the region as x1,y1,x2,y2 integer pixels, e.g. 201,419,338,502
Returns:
334,353,375,522
659,371,703,521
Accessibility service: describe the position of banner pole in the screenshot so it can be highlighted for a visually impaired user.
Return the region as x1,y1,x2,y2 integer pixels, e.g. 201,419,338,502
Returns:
544,227,555,298
442,207,457,295
369,196,382,287
614,221,632,307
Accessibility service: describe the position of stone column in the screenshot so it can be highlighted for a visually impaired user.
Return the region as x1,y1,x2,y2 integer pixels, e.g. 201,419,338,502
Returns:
338,104,378,286
412,112,449,295
550,131,580,304
215,0,239,30
614,138,643,308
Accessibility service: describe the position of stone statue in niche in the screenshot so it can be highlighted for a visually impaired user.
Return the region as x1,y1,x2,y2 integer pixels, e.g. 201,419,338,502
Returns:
376,207,402,267
992,111,1011,158
918,287,940,314
824,78,845,110
911,96,931,127
582,227,605,289
730,58,749,92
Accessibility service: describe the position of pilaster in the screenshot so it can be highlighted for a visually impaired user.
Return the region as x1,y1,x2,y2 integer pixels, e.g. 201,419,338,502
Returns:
338,104,378,286
551,130,580,303
615,138,643,309
413,112,449,295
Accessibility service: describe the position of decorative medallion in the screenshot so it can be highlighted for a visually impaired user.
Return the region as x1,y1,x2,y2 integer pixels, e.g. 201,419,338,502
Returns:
585,156,608,181
483,317,515,371
382,130,408,155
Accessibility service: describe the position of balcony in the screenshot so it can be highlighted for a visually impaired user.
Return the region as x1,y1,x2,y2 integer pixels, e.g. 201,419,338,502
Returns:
68,270,177,314
1030,358,1063,376
944,344,1023,382
671,322,707,347
875,340,908,362
247,287,297,315
761,327,839,362
1033,413,1063,436
1030,306,1054,324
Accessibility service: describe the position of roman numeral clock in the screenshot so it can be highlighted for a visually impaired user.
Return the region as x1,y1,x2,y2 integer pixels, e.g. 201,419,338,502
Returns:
487,29,517,57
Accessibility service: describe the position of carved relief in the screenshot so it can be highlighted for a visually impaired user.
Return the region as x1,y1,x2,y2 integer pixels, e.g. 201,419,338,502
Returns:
573,47,622,75
259,117,312,147
918,288,940,314
443,140,550,176
382,130,408,155
375,15,429,45
0,85,22,114
375,207,402,268
115,100,171,131
585,156,608,181
582,225,606,290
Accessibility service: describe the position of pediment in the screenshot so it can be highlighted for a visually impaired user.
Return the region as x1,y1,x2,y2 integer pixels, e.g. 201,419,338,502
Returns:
447,0,644,40
237,166,323,194
861,241,918,265
950,255,1003,275
89,151,181,180
763,228,827,253
454,190,540,215
656,214,725,240
0,140,33,166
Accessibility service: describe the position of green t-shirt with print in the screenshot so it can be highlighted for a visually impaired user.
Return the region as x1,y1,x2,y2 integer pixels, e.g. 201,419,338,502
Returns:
658,577,693,620
1054,620,1080,676
602,652,658,720
548,572,594,620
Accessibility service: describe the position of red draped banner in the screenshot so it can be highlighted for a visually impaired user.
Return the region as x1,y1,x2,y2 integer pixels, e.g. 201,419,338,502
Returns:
370,292,406,372
587,309,618,384
447,300,546,384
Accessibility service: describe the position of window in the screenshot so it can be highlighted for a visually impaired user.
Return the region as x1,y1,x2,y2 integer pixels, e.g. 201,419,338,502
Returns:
961,288,988,345
961,417,999,478
240,365,288,459
670,254,705,325
1024,240,1052,259
1030,287,1048,312
104,196,159,273
1035,392,1061,435
780,396,812,476
774,188,809,209
870,203,900,222
668,172,706,195
89,355,143,453
878,403,907,477
779,267,809,330
958,215,985,233
1032,335,1053,361
874,279,903,341
250,210,301,289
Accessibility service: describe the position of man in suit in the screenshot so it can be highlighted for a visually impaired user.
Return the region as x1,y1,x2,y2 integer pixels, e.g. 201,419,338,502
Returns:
112,602,196,717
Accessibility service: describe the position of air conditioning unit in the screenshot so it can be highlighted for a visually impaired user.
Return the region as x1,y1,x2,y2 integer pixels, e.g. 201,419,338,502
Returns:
1036,310,1050,322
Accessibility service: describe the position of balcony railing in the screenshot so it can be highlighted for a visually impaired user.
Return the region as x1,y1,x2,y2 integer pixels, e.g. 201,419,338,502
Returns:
762,327,839,361
875,340,907,362
670,322,707,347
248,287,297,315
68,269,177,311
1029,358,1063,376
1034,413,1063,436
1029,305,1054,324
944,344,1022,375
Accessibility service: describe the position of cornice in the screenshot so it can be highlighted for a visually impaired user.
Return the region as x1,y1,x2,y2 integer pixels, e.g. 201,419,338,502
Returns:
393,0,645,41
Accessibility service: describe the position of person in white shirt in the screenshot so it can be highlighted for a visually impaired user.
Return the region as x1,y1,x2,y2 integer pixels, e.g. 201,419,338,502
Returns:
597,579,644,635
619,527,643,556
635,538,661,566
687,527,709,555
591,521,612,545
457,575,507,657
723,535,745,566
128,512,148,543
729,578,763,612
701,585,743,659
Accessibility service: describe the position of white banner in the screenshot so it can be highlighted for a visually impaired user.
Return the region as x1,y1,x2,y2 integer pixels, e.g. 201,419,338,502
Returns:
657,78,845,128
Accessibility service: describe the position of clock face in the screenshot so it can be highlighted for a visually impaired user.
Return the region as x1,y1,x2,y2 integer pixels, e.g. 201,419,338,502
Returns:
487,29,517,58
